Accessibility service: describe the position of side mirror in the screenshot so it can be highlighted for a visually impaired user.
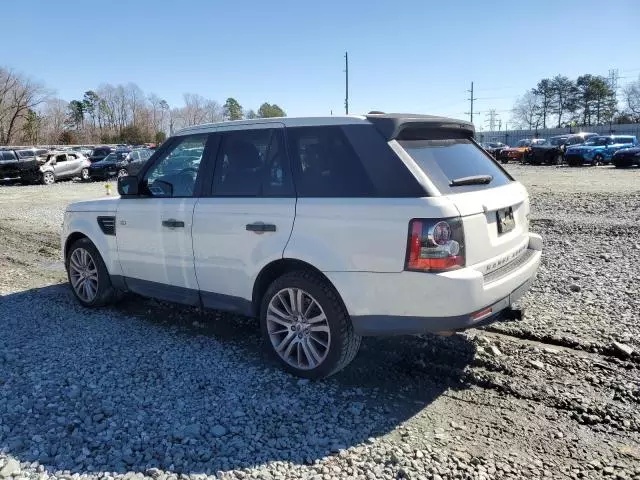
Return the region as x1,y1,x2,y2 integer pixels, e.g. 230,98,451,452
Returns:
117,175,140,196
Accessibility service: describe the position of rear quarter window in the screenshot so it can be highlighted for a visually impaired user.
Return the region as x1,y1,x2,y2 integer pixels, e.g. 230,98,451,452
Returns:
399,138,512,194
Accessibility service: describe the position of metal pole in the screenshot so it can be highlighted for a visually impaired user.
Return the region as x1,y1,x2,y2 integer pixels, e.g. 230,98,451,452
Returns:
344,52,349,115
470,82,474,123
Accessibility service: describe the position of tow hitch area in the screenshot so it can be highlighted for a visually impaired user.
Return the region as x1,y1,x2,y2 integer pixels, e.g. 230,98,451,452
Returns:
503,307,523,322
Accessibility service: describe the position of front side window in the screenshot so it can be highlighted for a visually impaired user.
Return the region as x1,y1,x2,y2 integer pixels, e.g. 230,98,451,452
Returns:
287,126,374,197
212,128,292,197
143,134,209,197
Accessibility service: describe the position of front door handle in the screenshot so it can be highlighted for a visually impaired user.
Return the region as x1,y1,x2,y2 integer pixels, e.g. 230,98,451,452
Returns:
246,222,276,233
162,219,185,229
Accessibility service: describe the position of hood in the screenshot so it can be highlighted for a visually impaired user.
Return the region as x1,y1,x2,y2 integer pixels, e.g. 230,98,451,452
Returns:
566,145,596,152
530,144,556,150
90,159,118,168
615,146,640,155
66,197,119,213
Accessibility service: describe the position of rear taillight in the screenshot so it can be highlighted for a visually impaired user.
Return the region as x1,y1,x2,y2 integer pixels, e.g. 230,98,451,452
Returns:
405,218,465,272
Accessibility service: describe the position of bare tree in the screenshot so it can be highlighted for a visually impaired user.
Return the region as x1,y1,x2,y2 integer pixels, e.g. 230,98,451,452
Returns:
623,76,640,121
511,91,541,129
0,68,49,144
40,98,68,144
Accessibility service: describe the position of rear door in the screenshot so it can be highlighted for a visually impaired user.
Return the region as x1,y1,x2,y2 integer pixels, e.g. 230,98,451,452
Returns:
191,124,296,313
396,136,531,272
53,154,71,177
66,153,84,177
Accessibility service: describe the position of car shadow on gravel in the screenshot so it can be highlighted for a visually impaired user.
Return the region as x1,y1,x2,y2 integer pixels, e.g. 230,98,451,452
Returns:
0,284,476,476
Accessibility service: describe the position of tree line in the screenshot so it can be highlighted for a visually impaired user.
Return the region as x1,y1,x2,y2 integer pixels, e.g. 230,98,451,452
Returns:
511,73,640,129
0,66,287,146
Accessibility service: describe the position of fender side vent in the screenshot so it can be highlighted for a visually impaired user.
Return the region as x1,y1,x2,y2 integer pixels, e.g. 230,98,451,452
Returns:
97,216,116,236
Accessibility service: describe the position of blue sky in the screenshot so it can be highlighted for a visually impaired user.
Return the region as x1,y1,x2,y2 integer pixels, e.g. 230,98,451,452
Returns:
4,0,640,129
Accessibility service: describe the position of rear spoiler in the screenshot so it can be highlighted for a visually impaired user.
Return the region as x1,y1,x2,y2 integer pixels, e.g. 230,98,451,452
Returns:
365,113,475,141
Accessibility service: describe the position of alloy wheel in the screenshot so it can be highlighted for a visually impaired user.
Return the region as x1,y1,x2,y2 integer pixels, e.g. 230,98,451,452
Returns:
266,287,331,370
69,247,99,302
81,168,90,180
43,172,55,185
117,169,128,179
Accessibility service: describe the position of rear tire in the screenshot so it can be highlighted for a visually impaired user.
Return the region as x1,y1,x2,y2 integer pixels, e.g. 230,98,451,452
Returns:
260,270,361,379
117,168,128,179
66,238,119,308
81,168,90,181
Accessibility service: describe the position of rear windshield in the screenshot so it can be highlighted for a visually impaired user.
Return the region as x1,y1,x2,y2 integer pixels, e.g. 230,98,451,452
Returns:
399,138,512,194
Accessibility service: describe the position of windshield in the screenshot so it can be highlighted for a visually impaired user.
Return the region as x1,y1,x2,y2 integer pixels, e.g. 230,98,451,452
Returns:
515,139,531,147
548,137,567,146
585,137,609,146
399,138,511,194
102,153,126,162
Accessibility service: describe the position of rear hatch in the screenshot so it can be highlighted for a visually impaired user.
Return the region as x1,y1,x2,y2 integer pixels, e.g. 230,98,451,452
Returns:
397,134,531,273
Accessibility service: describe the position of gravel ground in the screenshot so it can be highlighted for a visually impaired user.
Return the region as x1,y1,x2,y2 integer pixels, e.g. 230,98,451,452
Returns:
0,167,639,480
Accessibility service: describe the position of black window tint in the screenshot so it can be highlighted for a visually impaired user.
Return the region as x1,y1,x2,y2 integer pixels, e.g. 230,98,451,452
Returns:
2,151,16,160
212,128,292,197
399,138,512,194
287,126,374,197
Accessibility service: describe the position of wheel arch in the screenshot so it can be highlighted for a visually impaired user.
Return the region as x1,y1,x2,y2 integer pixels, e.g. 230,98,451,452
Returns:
251,258,346,318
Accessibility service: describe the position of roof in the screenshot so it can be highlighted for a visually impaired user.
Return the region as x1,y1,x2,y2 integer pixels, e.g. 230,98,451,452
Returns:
175,113,473,140
176,116,368,135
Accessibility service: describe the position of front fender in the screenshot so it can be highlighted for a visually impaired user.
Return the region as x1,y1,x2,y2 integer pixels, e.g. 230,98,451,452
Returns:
62,212,122,277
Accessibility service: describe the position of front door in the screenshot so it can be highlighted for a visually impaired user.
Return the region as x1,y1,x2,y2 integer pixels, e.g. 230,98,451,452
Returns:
192,125,296,314
53,154,71,177
116,133,214,305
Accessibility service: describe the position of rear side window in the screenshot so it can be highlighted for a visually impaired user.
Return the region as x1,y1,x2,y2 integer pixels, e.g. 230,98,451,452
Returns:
287,126,374,197
399,138,512,194
1,151,17,160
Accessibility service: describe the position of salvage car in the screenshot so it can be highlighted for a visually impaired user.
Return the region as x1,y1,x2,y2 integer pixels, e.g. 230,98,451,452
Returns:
612,145,640,168
40,151,91,184
524,133,598,165
481,142,508,159
500,139,545,163
87,149,151,181
62,113,542,378
0,149,42,183
88,146,113,163
564,135,638,166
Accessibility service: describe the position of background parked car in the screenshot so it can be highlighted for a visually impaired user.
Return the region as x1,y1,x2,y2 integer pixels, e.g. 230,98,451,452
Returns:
480,142,508,159
612,145,640,168
564,135,638,166
87,149,150,180
88,146,112,163
40,152,91,184
0,149,42,183
501,139,545,163
525,132,598,165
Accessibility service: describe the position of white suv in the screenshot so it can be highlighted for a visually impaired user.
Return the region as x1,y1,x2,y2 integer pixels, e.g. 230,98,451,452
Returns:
62,114,542,378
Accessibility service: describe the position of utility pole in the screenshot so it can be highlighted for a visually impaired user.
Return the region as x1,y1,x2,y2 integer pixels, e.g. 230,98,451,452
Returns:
608,68,619,132
344,51,349,115
465,82,478,124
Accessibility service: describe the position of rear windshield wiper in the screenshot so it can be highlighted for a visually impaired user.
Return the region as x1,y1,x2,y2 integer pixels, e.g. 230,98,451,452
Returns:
449,175,493,187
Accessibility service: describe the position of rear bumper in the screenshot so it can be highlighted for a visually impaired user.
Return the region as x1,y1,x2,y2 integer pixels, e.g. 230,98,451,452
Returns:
328,233,542,336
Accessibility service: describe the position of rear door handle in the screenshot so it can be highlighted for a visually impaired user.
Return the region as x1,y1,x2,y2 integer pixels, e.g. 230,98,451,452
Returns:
246,222,276,233
162,219,185,228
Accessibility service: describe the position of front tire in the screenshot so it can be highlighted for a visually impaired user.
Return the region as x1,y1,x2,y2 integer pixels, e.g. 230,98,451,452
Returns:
81,168,90,181
594,154,604,166
42,171,55,185
260,270,361,379
66,238,119,307
117,168,128,179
